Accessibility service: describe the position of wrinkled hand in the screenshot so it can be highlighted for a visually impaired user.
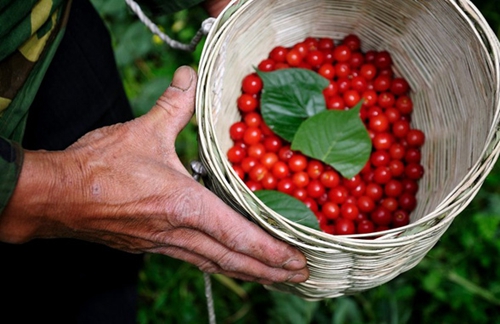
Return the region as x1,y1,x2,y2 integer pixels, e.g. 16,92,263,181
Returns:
1,66,308,285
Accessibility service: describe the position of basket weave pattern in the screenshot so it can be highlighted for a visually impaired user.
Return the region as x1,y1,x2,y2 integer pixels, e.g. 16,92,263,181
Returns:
196,0,500,299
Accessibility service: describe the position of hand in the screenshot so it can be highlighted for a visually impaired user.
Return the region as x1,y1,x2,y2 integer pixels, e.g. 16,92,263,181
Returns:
1,66,309,285
203,0,231,17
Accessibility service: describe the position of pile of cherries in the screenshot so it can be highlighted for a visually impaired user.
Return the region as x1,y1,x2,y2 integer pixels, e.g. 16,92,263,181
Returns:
227,34,425,235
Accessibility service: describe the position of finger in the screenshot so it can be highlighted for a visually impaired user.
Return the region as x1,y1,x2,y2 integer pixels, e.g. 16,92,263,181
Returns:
152,245,274,284
144,65,197,143
169,184,309,272
202,189,309,271
153,228,308,284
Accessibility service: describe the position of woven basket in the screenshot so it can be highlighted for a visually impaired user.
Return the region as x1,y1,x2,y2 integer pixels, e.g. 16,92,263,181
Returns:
195,0,500,300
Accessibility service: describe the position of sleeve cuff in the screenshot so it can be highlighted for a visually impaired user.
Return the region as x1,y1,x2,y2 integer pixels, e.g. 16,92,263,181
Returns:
0,137,24,214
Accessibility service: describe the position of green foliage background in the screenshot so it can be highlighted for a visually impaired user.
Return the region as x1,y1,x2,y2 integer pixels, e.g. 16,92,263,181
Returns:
90,1,500,323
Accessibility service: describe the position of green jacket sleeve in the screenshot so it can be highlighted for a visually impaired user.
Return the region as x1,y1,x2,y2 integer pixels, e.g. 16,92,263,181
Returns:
0,138,23,213
135,0,205,16
0,0,69,214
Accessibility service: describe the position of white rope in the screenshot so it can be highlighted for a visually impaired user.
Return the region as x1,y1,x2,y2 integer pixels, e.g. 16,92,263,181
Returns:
191,162,217,324
124,0,215,52
203,272,217,324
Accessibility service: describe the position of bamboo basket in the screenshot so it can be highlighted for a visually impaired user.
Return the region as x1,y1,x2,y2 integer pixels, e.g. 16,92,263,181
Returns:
195,0,500,300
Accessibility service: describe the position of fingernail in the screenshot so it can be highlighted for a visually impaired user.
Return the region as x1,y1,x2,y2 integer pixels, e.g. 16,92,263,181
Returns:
282,258,307,271
170,66,194,91
286,273,307,283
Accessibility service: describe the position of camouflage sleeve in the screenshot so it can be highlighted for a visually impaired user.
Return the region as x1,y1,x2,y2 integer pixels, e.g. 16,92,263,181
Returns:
0,138,23,214
134,0,205,16
0,0,68,214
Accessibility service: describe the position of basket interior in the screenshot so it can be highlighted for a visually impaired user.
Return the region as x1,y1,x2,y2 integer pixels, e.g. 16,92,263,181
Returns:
204,0,498,227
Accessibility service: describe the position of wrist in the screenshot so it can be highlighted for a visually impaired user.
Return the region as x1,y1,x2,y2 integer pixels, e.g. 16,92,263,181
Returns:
0,149,82,243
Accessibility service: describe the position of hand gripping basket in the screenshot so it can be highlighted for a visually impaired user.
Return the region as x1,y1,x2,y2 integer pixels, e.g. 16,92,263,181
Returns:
195,0,500,300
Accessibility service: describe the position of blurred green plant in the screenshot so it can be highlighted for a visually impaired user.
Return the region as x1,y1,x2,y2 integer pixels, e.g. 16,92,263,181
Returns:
90,0,500,323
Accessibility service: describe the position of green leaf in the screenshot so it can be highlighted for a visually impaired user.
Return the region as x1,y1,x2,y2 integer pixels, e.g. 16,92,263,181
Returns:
254,190,320,230
291,103,371,179
257,68,329,142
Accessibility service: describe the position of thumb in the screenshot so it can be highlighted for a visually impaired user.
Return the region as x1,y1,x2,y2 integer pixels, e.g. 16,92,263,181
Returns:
145,66,197,140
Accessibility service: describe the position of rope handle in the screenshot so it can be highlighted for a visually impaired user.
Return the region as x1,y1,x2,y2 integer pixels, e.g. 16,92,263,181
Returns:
124,0,216,52
191,161,217,324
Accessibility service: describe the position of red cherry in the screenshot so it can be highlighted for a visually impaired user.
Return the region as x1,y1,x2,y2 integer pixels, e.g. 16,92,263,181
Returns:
333,44,352,62
342,34,361,51
258,58,276,71
269,46,288,62
237,93,258,112
335,218,356,235
370,207,392,226
392,210,410,228
322,202,340,220
357,220,375,234
391,78,410,95
227,145,246,164
242,73,263,94
229,122,247,141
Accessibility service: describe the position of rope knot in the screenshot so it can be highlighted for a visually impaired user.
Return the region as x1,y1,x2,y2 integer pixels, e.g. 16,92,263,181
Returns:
201,18,216,35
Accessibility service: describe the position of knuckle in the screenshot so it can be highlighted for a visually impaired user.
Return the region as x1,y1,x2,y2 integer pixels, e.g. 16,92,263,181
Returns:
215,252,239,273
219,227,247,251
155,91,195,117
165,185,205,228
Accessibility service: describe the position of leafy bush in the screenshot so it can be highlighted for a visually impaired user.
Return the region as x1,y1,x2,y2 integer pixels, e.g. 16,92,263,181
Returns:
90,0,500,322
